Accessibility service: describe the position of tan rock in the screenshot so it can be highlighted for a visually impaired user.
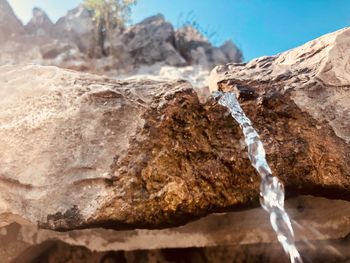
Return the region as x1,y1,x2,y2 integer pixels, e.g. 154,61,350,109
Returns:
1,196,350,262
0,54,349,231
210,27,350,143
0,0,24,43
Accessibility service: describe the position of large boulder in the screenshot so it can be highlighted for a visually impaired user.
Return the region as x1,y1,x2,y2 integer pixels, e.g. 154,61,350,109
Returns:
0,26,350,263
54,5,95,54
219,40,243,64
1,25,350,232
175,26,243,69
25,7,54,36
210,27,350,144
0,0,24,43
1,195,350,262
121,14,186,67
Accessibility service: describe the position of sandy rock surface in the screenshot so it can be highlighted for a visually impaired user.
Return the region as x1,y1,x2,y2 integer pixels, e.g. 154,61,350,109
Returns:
0,36,349,230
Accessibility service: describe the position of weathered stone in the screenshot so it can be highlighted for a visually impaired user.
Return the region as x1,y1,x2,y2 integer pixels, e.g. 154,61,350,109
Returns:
0,0,24,43
210,28,350,142
1,196,350,262
121,14,186,67
25,7,54,36
175,26,243,68
1,26,350,232
10,237,350,263
54,5,95,54
210,27,350,198
0,1,243,76
219,40,243,63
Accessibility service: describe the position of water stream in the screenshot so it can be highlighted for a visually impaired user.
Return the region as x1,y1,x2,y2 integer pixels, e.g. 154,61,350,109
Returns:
213,91,303,263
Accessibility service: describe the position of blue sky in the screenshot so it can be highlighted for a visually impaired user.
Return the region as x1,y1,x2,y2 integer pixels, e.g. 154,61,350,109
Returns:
8,0,350,61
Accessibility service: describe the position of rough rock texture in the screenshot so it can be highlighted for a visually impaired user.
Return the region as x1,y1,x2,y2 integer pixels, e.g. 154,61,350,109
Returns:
54,5,95,54
175,26,243,68
25,7,54,36
210,27,350,143
1,196,349,262
123,64,210,88
0,0,23,43
2,64,259,231
1,26,350,232
210,27,350,198
0,1,242,74
9,237,350,263
121,14,186,67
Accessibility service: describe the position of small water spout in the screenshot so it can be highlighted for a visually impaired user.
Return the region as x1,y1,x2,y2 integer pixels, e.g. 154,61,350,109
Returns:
213,91,303,263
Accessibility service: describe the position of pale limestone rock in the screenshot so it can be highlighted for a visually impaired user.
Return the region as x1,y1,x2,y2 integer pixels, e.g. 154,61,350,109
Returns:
210,27,350,143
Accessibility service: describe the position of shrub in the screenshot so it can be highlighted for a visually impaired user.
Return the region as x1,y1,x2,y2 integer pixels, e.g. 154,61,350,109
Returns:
84,0,137,56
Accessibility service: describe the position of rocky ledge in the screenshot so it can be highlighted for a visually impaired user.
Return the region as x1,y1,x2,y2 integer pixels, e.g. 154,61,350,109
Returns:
0,0,242,75
0,28,349,232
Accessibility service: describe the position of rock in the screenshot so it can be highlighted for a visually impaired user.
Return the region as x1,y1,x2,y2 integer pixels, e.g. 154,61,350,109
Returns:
0,34,45,65
121,14,186,67
54,5,95,54
175,26,211,65
1,28,350,232
210,27,350,196
0,3,243,74
0,0,24,43
175,26,243,69
124,64,210,89
25,7,54,36
40,40,78,59
210,27,350,143
9,236,350,263
1,196,350,262
2,64,243,231
219,40,243,63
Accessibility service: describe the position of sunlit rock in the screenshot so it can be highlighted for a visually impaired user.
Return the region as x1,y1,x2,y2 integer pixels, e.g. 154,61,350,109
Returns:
0,0,24,43
25,7,54,36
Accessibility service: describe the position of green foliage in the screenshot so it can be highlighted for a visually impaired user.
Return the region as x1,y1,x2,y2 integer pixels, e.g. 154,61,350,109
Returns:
83,0,137,56
84,0,137,30
177,11,219,44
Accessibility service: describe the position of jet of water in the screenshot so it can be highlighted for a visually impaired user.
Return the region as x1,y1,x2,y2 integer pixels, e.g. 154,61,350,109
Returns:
213,91,303,263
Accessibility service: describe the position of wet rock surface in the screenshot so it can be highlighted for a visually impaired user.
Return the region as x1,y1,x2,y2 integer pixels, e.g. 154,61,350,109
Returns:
1,26,350,231
210,27,350,200
0,64,261,230
0,1,349,261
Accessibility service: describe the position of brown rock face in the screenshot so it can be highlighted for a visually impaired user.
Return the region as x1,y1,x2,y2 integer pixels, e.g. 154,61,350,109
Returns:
0,28,349,233
0,64,259,231
210,27,350,199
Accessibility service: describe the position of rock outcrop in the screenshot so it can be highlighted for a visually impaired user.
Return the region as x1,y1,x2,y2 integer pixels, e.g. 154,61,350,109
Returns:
0,0,23,43
1,195,350,262
25,7,54,36
9,236,350,263
54,5,95,54
1,26,350,231
210,27,350,144
120,14,186,67
0,1,243,75
0,0,350,261
175,26,243,69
